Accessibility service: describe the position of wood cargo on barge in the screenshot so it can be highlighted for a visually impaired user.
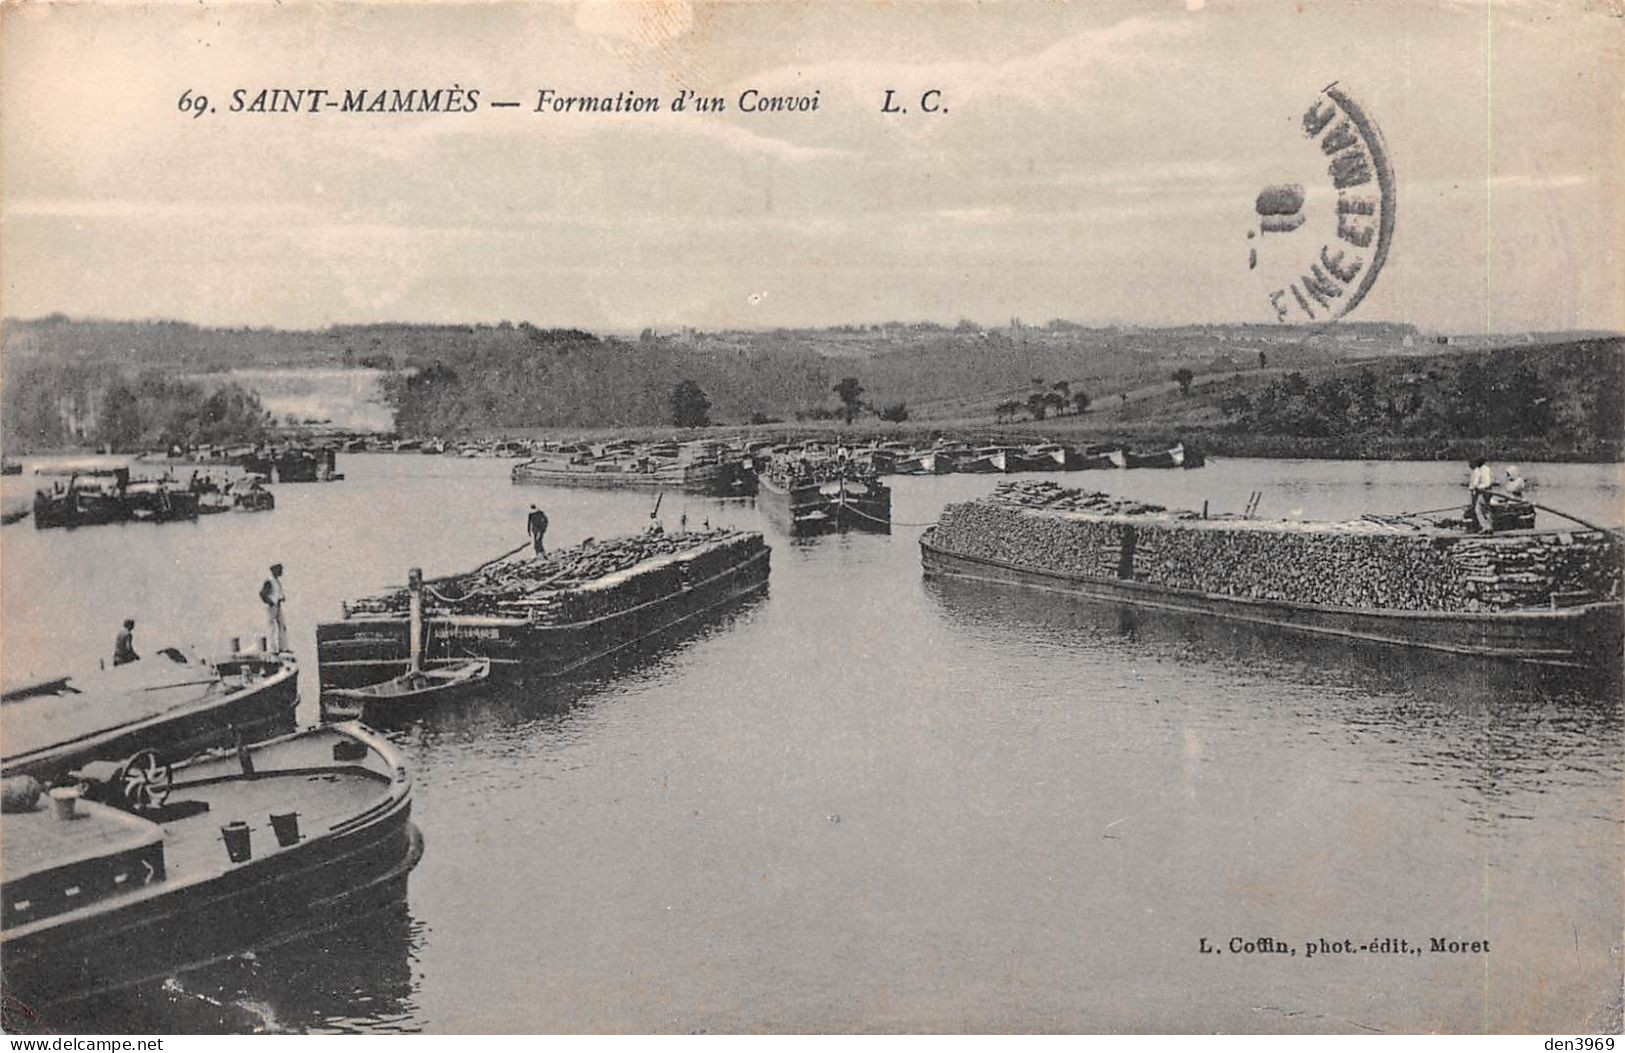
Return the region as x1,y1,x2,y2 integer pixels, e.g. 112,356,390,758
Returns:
920,481,1623,669
316,530,771,692
756,452,892,535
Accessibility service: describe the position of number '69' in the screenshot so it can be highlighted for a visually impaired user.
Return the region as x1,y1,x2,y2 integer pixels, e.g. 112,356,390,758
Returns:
177,89,209,119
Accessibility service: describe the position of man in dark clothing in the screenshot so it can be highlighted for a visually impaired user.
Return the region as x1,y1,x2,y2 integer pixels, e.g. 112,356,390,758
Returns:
114,619,139,666
527,505,549,555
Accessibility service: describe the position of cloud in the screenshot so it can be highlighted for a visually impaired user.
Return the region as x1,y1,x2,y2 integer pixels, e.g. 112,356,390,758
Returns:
736,13,1193,118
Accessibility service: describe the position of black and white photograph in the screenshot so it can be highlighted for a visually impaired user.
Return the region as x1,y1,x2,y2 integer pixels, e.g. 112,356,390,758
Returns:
0,0,1621,1037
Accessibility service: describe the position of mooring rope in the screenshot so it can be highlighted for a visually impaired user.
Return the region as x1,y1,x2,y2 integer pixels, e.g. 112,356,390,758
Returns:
837,497,936,529
424,583,478,605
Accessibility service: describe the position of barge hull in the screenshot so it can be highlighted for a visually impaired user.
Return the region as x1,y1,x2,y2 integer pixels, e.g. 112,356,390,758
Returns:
3,660,301,782
1,810,421,1011
921,535,1623,669
757,479,891,536
511,462,743,495
316,546,771,690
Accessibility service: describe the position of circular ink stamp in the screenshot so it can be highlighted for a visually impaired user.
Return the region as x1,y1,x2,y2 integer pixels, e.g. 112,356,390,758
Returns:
1247,83,1395,326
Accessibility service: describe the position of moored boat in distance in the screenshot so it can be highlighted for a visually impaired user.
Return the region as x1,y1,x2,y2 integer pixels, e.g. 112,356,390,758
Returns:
0,722,423,1010
120,478,200,523
1073,443,1125,470
756,452,892,535
316,529,771,692
511,439,747,495
2,651,300,784
27,460,255,528
920,480,1624,669
1122,442,1189,469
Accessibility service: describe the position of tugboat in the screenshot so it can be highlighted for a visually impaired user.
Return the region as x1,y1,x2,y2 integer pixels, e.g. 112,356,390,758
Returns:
756,451,892,535
0,722,424,1010
3,650,300,784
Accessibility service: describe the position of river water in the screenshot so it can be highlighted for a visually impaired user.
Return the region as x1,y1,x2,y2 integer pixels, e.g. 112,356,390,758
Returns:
2,455,1621,1033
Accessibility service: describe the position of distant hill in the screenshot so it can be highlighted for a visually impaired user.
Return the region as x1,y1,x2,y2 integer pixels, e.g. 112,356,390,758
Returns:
1009,337,1625,462
2,315,1426,430
3,316,1618,460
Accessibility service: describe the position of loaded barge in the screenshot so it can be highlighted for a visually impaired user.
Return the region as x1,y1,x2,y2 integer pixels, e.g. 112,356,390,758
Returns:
511,440,750,495
756,453,891,535
316,530,771,691
920,481,1623,669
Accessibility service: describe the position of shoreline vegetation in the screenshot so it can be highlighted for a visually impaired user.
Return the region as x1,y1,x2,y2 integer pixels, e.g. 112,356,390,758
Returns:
2,316,1620,464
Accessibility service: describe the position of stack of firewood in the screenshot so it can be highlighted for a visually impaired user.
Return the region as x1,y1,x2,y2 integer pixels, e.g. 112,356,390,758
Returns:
345,530,766,618
931,486,1623,613
1449,533,1623,610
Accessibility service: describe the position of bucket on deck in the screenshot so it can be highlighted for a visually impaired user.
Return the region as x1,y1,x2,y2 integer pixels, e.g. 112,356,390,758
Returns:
48,786,81,822
221,821,253,863
332,739,368,762
269,811,301,847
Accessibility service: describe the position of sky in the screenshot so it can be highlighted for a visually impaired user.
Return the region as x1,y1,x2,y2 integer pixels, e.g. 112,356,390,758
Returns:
1,0,1620,334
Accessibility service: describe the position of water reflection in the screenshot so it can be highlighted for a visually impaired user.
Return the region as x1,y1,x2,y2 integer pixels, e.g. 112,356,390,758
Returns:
924,573,1624,817
354,591,770,738
6,905,421,1035
923,574,1621,703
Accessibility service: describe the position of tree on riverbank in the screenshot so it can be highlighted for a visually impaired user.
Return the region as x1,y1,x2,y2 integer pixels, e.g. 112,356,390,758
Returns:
670,380,712,428
834,377,864,424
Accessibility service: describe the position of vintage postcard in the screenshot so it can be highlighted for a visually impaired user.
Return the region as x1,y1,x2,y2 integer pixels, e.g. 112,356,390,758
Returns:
1,0,1621,1037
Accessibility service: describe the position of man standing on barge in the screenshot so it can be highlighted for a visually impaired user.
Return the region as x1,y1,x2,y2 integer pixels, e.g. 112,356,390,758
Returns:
528,504,549,555
260,563,288,652
1467,457,1495,533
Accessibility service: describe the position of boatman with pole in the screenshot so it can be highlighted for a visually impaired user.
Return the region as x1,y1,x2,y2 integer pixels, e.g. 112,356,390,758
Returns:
260,563,288,652
1466,457,1495,534
527,504,549,555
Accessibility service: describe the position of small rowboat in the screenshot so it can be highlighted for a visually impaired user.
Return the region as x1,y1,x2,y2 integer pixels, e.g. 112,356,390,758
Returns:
322,657,492,716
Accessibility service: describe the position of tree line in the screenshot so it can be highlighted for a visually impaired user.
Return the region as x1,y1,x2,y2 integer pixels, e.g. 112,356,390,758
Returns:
2,360,272,452
667,375,909,427
1214,344,1622,456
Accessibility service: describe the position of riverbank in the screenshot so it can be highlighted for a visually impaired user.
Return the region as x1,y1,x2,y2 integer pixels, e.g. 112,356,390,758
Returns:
10,422,1621,466
437,422,1621,465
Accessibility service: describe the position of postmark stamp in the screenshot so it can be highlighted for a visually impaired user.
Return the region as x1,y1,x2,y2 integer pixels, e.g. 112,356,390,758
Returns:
1248,82,1396,326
